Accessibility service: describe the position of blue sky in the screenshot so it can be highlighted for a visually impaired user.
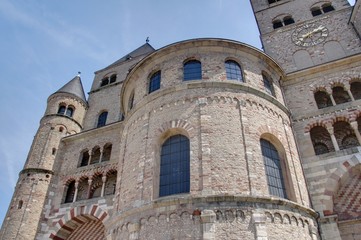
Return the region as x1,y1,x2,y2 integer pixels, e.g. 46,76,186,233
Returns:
0,0,355,227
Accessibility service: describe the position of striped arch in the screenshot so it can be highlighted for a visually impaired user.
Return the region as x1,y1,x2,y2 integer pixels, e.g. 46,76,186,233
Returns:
158,119,195,139
322,154,361,216
49,205,109,239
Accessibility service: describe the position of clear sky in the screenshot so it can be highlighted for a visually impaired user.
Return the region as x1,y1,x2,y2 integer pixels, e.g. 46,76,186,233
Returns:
0,0,356,227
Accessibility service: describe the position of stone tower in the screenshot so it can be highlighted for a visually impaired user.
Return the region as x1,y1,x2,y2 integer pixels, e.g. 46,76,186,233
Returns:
251,0,361,239
0,76,87,240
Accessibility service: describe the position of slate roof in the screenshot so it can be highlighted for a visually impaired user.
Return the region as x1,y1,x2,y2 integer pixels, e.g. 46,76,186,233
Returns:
54,75,87,104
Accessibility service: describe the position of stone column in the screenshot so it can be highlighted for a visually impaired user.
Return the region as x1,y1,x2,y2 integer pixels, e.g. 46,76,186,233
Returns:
201,210,216,240
99,149,104,163
347,89,355,101
73,181,79,202
329,95,336,106
87,179,93,199
319,215,341,240
327,127,340,151
252,212,268,240
87,150,92,166
128,222,140,240
101,176,107,197
350,121,361,145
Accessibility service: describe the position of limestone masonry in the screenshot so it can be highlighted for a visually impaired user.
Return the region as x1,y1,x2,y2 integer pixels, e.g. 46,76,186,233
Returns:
1,0,361,239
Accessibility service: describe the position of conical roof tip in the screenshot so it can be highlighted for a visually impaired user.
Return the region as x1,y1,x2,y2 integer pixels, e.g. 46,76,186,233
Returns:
54,75,87,103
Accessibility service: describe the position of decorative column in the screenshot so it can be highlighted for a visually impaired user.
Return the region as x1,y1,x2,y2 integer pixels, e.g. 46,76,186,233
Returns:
327,88,336,106
252,211,268,240
87,150,92,166
326,126,340,151
73,181,79,202
99,149,104,163
87,179,93,199
101,176,107,197
347,89,355,101
128,223,140,240
201,210,216,240
350,121,361,145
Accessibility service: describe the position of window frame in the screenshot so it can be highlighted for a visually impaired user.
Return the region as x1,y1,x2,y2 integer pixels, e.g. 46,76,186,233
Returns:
225,60,243,82
148,71,161,93
183,60,202,81
97,111,108,128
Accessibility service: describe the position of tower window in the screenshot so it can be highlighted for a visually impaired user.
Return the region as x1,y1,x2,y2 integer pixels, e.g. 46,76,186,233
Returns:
97,111,108,128
128,91,135,111
268,0,282,4
225,60,243,81
159,134,190,197
261,139,287,199
183,60,202,81
262,73,275,96
100,74,117,87
148,71,161,93
272,15,295,29
109,74,117,84
17,200,23,209
311,3,335,16
100,78,109,87
283,16,295,25
65,106,74,117
57,105,66,115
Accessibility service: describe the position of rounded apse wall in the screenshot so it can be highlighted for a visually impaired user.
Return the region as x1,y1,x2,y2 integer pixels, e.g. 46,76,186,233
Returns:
112,39,317,239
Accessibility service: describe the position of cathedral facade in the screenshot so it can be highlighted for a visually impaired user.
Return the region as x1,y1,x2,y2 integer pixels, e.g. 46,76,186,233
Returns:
1,0,361,239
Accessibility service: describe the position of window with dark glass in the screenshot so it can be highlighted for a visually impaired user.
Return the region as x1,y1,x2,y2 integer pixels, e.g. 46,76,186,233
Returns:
311,7,322,16
159,134,190,197
80,151,89,167
109,74,117,84
261,139,287,199
314,91,333,109
65,106,74,117
129,91,135,110
273,20,283,29
97,111,108,128
100,78,109,87
183,60,202,81
268,0,282,4
58,105,66,115
283,16,295,25
322,3,335,13
64,181,76,203
225,60,243,81
263,74,274,96
149,71,161,93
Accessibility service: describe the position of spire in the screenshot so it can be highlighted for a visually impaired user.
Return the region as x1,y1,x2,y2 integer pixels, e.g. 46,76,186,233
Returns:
54,75,87,104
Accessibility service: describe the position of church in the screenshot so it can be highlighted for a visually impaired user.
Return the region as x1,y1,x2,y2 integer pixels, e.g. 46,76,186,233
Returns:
1,0,361,239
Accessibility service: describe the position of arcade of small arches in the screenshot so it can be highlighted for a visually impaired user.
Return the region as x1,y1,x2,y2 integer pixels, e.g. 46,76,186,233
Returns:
313,80,361,109
79,143,112,167
307,115,361,155
57,103,75,118
63,169,117,203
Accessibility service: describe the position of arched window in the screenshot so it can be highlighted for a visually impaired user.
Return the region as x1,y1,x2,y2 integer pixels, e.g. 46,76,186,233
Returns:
80,150,89,167
311,3,335,16
65,106,74,117
260,139,287,199
351,81,361,100
310,126,334,155
102,144,112,162
314,90,333,109
262,74,275,96
57,105,66,115
283,16,295,25
183,60,202,81
225,60,243,81
272,15,295,29
100,77,109,87
149,71,161,93
97,111,108,128
17,200,23,209
109,74,117,84
334,121,359,150
64,181,76,203
90,147,101,164
159,134,190,197
332,86,351,104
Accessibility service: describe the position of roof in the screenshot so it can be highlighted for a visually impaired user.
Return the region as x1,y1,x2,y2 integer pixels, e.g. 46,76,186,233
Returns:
53,75,87,104
102,43,155,70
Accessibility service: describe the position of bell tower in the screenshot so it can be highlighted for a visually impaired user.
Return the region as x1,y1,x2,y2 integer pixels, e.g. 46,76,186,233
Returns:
0,75,87,240
251,0,361,239
250,0,361,73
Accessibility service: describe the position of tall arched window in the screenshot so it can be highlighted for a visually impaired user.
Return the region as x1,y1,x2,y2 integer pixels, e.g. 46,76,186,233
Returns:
64,180,76,203
149,71,161,93
262,74,275,96
260,139,287,199
159,134,190,197
183,60,202,81
97,111,108,128
128,91,135,111
225,60,243,81
80,150,89,167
